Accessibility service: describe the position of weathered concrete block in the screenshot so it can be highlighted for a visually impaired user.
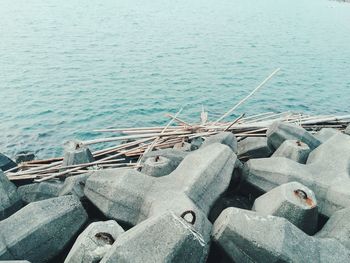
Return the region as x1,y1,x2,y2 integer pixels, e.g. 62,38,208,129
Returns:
243,133,350,217
212,207,350,263
0,195,88,263
59,174,90,199
85,143,236,241
0,171,22,220
190,137,204,151
267,122,321,150
201,132,237,153
173,141,192,151
0,154,16,172
315,128,342,143
316,208,350,250
18,180,64,203
65,220,124,263
101,212,208,263
238,137,272,160
141,156,178,177
142,148,188,174
252,182,318,234
272,139,311,164
14,151,35,164
62,141,94,167
345,125,350,135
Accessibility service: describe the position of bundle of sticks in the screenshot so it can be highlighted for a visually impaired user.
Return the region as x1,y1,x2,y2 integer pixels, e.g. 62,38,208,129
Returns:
6,111,350,183
5,68,350,182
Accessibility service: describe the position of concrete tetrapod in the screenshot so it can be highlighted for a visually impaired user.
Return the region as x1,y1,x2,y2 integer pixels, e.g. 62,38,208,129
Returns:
141,156,179,177
0,154,16,172
272,140,311,164
266,122,321,151
18,181,63,203
237,137,272,160
252,182,318,235
0,171,22,220
243,133,350,217
314,128,342,143
101,212,209,263
59,174,90,199
65,220,125,263
85,143,236,241
316,207,350,250
0,195,88,263
212,207,350,263
62,140,94,167
201,132,238,153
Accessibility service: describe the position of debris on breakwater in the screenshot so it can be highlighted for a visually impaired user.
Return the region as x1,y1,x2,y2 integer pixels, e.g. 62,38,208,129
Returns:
1,68,350,262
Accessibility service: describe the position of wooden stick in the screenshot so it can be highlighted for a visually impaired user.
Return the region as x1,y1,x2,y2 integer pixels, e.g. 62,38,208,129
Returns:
214,68,281,124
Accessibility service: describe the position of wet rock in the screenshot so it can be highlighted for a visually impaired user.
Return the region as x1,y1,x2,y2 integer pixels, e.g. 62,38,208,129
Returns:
62,141,94,167
237,137,272,160
252,182,318,235
315,128,342,143
316,208,350,250
65,220,124,263
141,156,178,177
267,122,321,150
0,195,88,263
85,143,236,241
0,171,22,220
243,133,350,217
14,151,35,164
212,207,350,263
0,154,17,172
201,132,237,153
18,180,64,203
272,139,311,164
59,174,90,199
101,212,209,263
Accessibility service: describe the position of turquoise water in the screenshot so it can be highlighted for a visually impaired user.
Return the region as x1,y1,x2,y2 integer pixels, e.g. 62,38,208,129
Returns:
1,0,350,158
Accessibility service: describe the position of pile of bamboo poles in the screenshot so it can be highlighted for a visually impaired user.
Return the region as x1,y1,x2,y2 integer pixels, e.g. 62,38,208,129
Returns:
5,111,350,182
4,68,350,182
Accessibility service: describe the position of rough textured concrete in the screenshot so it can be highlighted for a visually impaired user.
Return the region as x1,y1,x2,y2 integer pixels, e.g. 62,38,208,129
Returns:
18,180,63,203
0,171,22,220
316,208,350,250
0,195,88,263
267,122,321,150
345,125,350,135
101,212,209,263
173,141,192,152
59,174,90,199
238,137,272,160
142,148,188,173
190,137,204,150
14,151,35,164
201,132,237,153
62,141,94,167
65,220,124,263
243,133,350,217
315,128,342,143
212,207,350,263
85,143,236,240
0,154,17,172
141,156,179,177
272,139,311,164
253,182,318,234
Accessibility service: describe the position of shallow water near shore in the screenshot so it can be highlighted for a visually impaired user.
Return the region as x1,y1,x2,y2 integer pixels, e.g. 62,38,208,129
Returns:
1,0,350,158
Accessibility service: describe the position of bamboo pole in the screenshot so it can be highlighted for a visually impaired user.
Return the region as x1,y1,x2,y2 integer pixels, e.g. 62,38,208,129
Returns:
213,68,281,124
